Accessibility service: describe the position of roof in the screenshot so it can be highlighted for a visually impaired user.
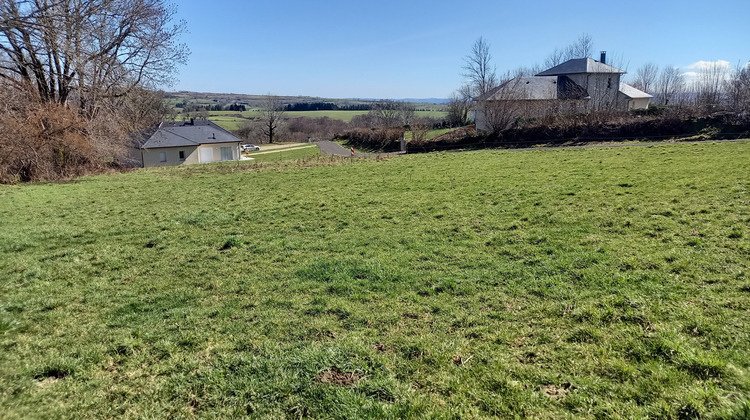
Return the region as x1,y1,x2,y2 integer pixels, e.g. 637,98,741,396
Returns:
480,75,588,101
141,120,242,149
618,83,653,99
536,57,625,76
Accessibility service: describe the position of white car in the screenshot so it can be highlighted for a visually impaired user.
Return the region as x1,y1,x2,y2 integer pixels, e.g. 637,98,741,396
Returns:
241,144,260,152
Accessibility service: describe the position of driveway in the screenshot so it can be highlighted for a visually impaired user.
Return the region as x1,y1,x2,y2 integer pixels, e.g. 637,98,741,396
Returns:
316,140,356,156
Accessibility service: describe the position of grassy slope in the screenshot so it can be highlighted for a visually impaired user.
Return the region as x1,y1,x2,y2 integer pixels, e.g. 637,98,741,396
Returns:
1,142,749,419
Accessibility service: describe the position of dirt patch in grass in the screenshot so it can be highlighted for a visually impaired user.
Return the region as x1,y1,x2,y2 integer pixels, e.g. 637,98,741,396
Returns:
315,369,361,386
542,382,576,399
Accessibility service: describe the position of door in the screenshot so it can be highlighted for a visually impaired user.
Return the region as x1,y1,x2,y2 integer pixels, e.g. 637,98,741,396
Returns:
199,147,214,163
220,147,233,161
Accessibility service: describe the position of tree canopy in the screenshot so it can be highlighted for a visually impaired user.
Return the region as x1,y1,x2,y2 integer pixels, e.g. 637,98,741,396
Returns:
0,0,188,112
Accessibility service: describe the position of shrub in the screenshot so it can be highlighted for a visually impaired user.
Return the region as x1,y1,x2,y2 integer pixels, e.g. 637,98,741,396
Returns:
338,127,405,151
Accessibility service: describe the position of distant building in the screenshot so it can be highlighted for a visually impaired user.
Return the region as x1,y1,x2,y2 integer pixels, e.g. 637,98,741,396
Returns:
475,52,652,132
140,119,242,167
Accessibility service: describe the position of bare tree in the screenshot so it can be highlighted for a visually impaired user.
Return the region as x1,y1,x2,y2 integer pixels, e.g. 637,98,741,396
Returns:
370,100,399,127
397,102,416,127
725,62,750,113
544,47,567,68
694,62,728,109
462,37,497,97
544,33,595,68
409,117,432,143
655,66,685,106
565,33,594,60
0,0,188,114
446,84,472,127
258,94,285,143
633,62,659,93
476,77,523,133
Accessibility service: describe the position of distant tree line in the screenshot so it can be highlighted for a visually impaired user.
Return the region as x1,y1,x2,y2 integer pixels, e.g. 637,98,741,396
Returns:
177,102,247,112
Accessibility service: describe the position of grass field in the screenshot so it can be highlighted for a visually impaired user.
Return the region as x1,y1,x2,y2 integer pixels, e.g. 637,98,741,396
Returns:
1,141,749,418
242,144,321,163
204,110,449,131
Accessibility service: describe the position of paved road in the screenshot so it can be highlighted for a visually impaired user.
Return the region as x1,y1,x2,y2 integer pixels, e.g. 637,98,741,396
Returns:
247,145,317,156
316,140,359,156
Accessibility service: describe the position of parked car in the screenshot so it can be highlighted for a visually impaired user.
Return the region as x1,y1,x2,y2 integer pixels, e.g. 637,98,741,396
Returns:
241,144,260,152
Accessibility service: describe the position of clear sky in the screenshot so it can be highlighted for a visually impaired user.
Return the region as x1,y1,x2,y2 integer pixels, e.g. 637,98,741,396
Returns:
171,0,750,99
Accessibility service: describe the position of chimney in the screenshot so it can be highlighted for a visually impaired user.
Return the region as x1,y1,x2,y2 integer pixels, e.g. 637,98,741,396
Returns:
600,51,606,64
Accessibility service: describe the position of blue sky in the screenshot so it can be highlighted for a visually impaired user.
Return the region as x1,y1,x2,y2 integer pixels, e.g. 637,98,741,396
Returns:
172,0,750,99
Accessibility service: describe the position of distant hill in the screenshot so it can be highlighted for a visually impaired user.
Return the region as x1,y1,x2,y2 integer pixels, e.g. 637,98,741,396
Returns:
393,98,450,104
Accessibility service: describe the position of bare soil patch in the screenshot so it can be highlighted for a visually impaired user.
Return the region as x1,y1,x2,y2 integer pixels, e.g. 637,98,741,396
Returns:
315,369,361,386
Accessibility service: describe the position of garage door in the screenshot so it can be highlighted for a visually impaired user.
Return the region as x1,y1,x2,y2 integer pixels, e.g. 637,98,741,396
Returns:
199,148,214,163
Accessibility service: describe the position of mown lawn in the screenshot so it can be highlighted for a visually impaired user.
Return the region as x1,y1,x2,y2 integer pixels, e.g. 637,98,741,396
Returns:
1,141,749,419
243,145,321,163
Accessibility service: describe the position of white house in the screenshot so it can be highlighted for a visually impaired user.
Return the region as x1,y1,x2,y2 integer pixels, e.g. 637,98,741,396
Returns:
140,120,242,167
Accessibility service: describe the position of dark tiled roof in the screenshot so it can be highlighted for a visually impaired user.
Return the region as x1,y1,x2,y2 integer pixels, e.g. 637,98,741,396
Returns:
536,57,625,76
141,120,242,149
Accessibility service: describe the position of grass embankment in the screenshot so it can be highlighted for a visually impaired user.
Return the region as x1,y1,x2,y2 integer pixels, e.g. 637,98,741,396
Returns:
1,142,749,418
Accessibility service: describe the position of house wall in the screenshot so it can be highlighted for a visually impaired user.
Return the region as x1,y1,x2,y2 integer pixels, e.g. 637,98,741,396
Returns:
142,142,240,167
616,93,651,111
475,99,589,132
629,98,650,110
142,146,199,167
567,73,622,111
195,143,241,163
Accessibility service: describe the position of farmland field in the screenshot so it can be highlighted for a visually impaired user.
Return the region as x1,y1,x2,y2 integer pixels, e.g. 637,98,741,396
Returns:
1,141,749,418
203,110,449,131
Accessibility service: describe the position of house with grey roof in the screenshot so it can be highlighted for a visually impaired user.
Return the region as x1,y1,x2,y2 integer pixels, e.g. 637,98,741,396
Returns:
475,52,652,132
139,119,243,167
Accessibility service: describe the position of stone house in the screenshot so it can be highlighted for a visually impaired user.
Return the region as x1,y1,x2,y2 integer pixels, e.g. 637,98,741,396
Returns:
475,53,652,132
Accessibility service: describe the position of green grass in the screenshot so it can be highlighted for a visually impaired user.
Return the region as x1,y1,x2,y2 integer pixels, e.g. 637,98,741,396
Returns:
405,128,454,141
203,110,449,130
1,141,749,418
243,145,321,162
207,115,246,131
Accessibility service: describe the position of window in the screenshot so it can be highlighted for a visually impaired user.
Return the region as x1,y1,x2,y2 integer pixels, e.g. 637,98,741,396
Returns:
220,147,233,161
607,78,612,89
179,150,185,161
159,152,166,162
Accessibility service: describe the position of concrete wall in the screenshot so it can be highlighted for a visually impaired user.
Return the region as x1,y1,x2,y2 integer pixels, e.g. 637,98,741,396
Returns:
567,73,622,111
616,92,651,111
475,99,589,132
142,142,240,167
